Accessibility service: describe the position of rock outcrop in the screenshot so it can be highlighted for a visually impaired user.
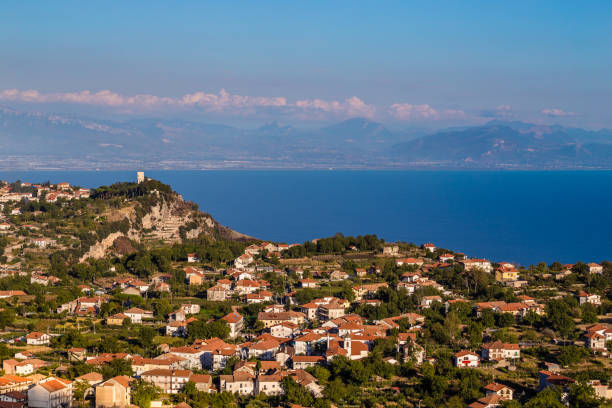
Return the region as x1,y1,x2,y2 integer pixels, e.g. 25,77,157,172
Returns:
80,193,249,261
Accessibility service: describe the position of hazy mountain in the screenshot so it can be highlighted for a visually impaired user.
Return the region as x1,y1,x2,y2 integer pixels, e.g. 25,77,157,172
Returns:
1,106,611,169
390,121,612,167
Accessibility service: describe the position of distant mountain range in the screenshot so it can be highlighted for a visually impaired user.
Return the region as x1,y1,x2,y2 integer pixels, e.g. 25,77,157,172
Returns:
1,105,612,169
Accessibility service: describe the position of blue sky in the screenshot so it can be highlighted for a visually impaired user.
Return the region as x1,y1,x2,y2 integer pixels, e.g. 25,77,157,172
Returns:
1,1,611,128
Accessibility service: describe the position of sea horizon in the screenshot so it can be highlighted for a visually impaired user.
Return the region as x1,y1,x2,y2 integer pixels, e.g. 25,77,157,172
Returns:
1,169,610,267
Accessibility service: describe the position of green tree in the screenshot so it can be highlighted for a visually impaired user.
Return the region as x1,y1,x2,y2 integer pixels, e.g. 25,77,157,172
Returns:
188,319,230,341
568,383,600,408
459,370,482,401
101,358,133,379
73,380,91,402
282,377,314,406
131,379,161,408
580,303,598,324
524,388,564,408
546,299,575,338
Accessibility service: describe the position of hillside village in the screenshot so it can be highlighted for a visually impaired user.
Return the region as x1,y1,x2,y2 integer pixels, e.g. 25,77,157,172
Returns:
0,175,610,408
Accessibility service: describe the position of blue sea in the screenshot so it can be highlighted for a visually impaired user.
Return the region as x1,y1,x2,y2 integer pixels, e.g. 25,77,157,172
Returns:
0,170,610,266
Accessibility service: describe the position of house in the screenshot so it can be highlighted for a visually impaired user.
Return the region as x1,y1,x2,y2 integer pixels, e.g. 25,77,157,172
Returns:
420,295,442,309
235,254,254,269
257,311,306,328
285,370,322,398
354,268,367,278
131,357,186,376
245,291,273,304
539,370,575,391
25,332,50,346
0,390,27,404
326,336,369,361
589,380,612,400
299,279,318,289
189,374,213,393
352,283,388,301
495,266,519,282
397,338,425,365
584,331,606,350
186,253,198,263
270,322,299,338
221,312,244,338
468,394,503,408
454,351,480,368
246,339,281,360
292,355,325,370
422,243,436,252
256,373,283,396
584,324,612,351
184,267,204,286
481,342,520,361
578,291,601,306
75,372,103,387
27,377,72,408
587,263,603,274
396,258,424,267
106,313,127,326
439,253,454,262
484,382,514,400
328,270,349,281
180,303,200,315
234,280,261,295
168,346,204,370
317,304,345,321
0,291,27,299
198,339,239,370
95,376,132,408
382,245,399,256
206,285,228,301
459,259,493,273
123,308,153,324
3,359,46,375
0,375,32,394
219,372,255,396
141,369,192,394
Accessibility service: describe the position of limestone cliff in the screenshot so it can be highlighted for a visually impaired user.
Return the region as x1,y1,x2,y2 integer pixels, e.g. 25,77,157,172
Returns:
80,192,250,261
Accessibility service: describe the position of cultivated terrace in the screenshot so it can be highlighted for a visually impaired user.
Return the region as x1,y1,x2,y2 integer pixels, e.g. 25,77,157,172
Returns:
0,177,610,408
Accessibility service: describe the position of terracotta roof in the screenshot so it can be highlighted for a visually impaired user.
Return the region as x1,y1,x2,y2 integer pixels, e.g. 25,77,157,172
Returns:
39,379,69,393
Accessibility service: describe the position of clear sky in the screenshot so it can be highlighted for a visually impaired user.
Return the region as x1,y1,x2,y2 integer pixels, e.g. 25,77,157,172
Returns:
1,1,611,128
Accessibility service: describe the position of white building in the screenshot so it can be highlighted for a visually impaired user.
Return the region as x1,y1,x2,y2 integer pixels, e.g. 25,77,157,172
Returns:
28,377,72,408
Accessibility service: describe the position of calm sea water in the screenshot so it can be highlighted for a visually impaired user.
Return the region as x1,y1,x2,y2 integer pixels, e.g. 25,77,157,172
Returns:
0,170,610,266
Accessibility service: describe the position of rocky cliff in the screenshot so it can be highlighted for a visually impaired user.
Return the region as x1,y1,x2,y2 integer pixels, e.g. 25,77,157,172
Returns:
80,192,250,261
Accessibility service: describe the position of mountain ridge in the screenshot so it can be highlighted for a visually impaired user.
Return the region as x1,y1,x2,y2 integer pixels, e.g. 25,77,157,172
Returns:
1,106,611,169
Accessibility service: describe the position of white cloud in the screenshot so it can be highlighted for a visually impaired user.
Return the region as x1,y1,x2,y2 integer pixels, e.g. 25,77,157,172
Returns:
0,88,287,111
295,96,376,118
389,103,464,121
0,88,380,119
540,108,574,117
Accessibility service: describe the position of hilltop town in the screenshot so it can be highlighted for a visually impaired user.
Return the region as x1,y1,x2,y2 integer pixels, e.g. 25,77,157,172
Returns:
0,175,610,408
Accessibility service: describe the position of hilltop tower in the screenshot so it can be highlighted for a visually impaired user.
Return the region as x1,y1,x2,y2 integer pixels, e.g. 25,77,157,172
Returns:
137,172,145,184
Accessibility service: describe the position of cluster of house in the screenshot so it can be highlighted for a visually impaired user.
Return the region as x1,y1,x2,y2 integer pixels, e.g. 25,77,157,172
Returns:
205,269,271,303
229,242,298,269
0,182,90,204
474,296,546,319
453,341,522,368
